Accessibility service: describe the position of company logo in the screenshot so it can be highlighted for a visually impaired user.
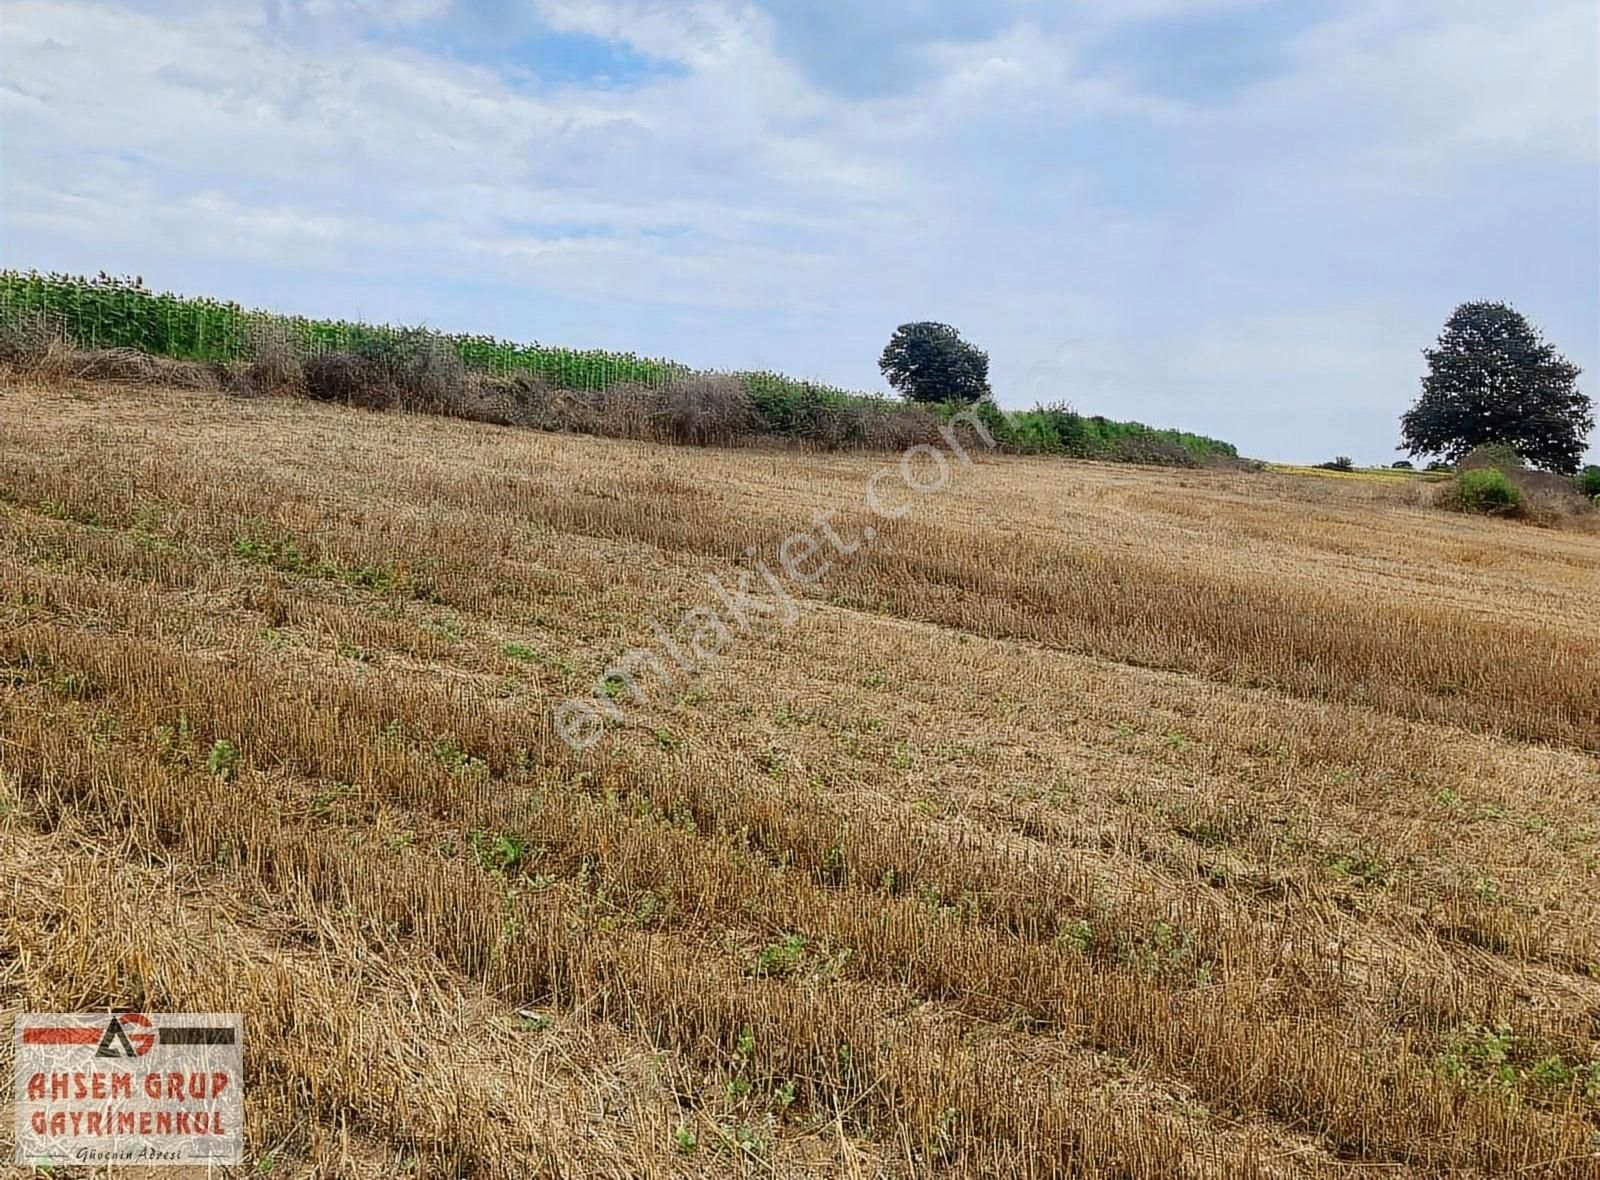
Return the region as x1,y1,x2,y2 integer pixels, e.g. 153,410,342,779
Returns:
22,1012,237,1059
14,1013,244,1167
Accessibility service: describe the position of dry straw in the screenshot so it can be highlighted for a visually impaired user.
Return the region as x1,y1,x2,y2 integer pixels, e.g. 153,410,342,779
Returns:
1,370,1596,1177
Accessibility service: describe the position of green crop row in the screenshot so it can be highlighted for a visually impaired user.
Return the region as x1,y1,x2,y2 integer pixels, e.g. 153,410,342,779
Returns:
1,270,1238,462
0,270,253,362
0,271,686,390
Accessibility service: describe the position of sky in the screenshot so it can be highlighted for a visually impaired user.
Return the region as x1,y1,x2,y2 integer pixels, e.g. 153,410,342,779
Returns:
2,0,1596,463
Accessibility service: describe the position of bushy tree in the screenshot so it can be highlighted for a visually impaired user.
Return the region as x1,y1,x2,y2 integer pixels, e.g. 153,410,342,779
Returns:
1400,302,1592,473
879,322,990,404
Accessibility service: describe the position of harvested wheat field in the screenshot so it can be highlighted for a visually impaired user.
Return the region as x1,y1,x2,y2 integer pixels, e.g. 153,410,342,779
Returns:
1,375,1598,1179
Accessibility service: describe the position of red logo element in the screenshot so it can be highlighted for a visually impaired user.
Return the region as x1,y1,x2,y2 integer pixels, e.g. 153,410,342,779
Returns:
22,1014,155,1057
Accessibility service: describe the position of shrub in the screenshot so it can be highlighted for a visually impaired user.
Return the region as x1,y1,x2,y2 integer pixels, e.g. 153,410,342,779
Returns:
1006,402,1085,454
595,383,653,440
477,371,558,429
445,372,522,426
1391,460,1414,470
0,307,63,369
859,400,944,451
783,386,840,444
818,400,871,449
304,350,394,410
538,376,757,447
742,374,852,434
372,331,467,413
1454,449,1590,523
996,403,1234,465
1454,468,1522,515
303,332,468,414
1106,433,1199,468
1316,456,1355,471
1578,466,1600,497
240,323,305,399
1506,468,1596,524
650,375,754,447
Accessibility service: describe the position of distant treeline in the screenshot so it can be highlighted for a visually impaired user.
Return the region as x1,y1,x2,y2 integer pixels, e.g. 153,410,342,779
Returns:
0,271,1237,463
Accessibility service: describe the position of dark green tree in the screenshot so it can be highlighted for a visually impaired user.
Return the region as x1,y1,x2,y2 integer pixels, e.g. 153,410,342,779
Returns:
878,322,990,404
1400,302,1592,473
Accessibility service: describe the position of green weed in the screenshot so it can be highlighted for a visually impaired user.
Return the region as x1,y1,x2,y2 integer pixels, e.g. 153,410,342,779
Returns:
750,934,806,978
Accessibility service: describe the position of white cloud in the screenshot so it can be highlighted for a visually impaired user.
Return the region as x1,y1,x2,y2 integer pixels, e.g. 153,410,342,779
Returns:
531,0,767,70
1250,0,1598,163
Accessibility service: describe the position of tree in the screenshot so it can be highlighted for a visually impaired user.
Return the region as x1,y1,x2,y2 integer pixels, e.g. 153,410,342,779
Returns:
1400,302,1592,474
879,322,990,404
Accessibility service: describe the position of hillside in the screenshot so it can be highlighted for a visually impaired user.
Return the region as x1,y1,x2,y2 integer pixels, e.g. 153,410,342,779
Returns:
1,374,1598,1177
